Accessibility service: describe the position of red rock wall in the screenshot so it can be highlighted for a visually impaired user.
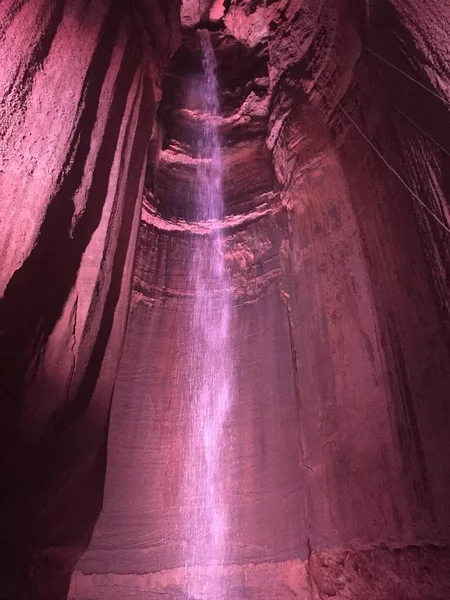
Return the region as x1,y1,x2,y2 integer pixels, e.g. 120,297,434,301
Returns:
70,1,450,599
2,0,449,599
269,1,450,594
268,0,450,539
0,1,180,597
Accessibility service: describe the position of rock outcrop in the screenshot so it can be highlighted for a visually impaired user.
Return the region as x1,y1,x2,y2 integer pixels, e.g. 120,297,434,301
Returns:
0,1,180,597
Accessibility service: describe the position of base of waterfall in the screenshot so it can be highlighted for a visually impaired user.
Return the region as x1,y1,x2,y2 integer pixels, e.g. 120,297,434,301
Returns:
68,559,309,599
68,544,450,599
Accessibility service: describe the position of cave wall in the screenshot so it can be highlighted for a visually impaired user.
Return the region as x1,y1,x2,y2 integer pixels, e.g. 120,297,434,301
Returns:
268,1,450,592
1,0,449,599
0,1,180,597
69,0,450,599
268,0,450,541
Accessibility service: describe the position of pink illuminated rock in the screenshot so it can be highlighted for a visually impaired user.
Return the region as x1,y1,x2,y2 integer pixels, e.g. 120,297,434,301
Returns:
224,4,268,48
210,0,226,22
0,0,180,597
1,0,450,599
70,1,450,599
181,0,213,28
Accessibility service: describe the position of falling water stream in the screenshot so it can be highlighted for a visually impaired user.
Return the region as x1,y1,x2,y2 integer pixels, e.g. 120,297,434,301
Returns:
181,31,232,599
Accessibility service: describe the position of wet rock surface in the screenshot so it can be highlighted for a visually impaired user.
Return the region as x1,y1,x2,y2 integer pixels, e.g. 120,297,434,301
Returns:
72,0,450,598
1,0,450,598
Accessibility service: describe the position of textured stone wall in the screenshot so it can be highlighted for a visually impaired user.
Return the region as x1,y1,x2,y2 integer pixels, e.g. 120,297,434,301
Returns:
2,0,449,599
0,1,180,597
267,0,450,543
69,1,450,599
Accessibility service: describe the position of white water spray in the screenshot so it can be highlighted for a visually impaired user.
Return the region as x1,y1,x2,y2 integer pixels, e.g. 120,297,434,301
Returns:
181,31,232,599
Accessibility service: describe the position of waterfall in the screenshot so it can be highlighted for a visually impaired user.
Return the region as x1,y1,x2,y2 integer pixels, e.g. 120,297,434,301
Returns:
181,30,232,599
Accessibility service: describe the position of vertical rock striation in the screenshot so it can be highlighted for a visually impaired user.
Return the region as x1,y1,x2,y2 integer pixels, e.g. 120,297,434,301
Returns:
70,0,450,599
2,0,450,599
0,1,180,597
266,0,450,594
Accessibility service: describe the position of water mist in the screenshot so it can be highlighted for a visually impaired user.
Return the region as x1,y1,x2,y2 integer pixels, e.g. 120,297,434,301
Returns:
181,31,232,600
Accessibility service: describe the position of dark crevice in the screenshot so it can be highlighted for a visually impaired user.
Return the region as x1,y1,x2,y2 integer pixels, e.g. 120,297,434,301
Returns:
193,19,225,32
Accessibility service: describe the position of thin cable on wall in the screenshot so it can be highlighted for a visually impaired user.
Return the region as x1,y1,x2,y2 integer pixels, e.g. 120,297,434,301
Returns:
337,102,450,235
386,97,450,158
363,45,450,108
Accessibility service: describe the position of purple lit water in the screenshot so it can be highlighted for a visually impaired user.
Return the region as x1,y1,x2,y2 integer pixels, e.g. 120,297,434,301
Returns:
181,30,232,599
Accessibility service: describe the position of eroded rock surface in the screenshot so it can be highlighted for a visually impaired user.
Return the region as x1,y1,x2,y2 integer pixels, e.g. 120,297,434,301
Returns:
1,0,450,598
0,1,180,597
70,0,450,599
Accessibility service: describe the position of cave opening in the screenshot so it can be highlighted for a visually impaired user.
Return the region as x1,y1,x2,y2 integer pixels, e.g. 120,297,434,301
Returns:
0,1,450,599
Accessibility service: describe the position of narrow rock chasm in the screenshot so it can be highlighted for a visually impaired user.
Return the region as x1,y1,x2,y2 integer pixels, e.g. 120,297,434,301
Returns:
0,1,450,599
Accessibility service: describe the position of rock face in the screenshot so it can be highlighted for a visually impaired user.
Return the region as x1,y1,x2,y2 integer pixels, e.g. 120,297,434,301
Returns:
69,0,450,599
0,1,180,598
1,0,450,599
